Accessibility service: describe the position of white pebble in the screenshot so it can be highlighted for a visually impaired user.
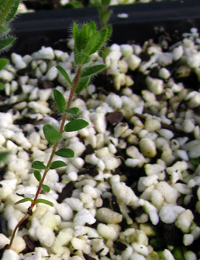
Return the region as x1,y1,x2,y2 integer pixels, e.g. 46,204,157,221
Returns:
97,223,119,240
163,249,175,260
74,208,96,225
175,209,194,233
184,251,197,260
183,234,194,246
32,46,55,60
139,138,157,158
2,249,19,260
96,207,122,224
56,203,73,221
36,225,55,247
145,76,164,95
159,205,185,224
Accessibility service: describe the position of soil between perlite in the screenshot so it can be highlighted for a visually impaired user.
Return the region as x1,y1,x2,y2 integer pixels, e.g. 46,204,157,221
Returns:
0,28,200,260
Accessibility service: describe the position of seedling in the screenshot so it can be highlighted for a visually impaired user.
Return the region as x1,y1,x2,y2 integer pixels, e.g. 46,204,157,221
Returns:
8,21,108,249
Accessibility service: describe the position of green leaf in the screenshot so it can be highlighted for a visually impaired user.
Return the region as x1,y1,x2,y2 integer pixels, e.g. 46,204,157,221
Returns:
75,52,90,65
105,24,113,41
36,199,54,207
75,76,90,94
5,0,21,22
102,0,111,5
53,89,66,113
91,28,108,54
42,184,50,193
81,64,106,78
84,32,100,55
102,10,112,27
32,161,46,170
0,151,9,162
34,170,41,182
0,58,8,70
0,83,4,90
50,160,67,169
73,22,80,51
65,119,89,132
43,124,62,144
0,37,15,52
15,198,33,205
87,21,97,38
65,1,84,8
56,65,72,86
55,148,74,158
66,107,80,115
190,157,200,166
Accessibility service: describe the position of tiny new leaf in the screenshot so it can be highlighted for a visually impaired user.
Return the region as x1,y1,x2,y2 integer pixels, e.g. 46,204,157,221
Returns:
43,124,62,144
34,170,41,182
53,89,66,113
65,119,89,132
32,161,46,170
15,198,33,205
42,184,50,193
56,65,72,86
36,199,54,207
66,107,80,115
55,148,74,158
0,83,4,90
50,160,67,169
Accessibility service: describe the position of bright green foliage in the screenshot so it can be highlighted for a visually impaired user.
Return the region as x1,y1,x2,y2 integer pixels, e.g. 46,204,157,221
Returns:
15,198,33,205
36,199,54,207
34,170,42,182
0,58,8,70
73,21,108,65
190,157,200,166
42,184,50,193
0,83,4,89
66,107,80,115
50,161,67,169
53,89,66,113
65,119,89,132
55,148,74,158
43,124,62,144
32,161,46,170
56,65,72,86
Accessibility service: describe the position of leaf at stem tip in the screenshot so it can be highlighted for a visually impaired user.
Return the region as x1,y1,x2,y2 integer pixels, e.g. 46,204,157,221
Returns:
65,119,89,132
50,160,67,169
32,161,46,170
53,89,66,113
66,107,80,115
55,148,74,158
36,199,54,207
15,198,33,205
43,124,62,144
34,170,41,182
56,65,72,86
42,184,50,193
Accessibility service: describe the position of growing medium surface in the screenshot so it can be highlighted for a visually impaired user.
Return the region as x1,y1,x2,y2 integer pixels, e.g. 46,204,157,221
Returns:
0,28,200,260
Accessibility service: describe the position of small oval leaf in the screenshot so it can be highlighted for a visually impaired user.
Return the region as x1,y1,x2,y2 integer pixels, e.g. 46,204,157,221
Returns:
55,148,74,158
34,170,41,182
66,107,80,115
15,198,33,205
65,119,89,132
42,184,50,193
43,124,62,144
0,58,8,70
53,89,66,113
50,161,67,169
36,199,54,207
32,161,46,169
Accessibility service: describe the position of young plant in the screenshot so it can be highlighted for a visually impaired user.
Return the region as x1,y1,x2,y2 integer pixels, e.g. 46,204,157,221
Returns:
0,0,21,89
7,21,108,250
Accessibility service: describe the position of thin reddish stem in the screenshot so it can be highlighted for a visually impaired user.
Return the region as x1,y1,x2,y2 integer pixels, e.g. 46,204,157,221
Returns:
8,65,82,249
